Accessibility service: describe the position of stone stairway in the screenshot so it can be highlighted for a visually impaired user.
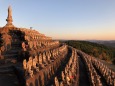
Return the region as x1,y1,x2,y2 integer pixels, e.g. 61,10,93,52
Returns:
2,43,21,59
0,73,19,86
0,63,20,86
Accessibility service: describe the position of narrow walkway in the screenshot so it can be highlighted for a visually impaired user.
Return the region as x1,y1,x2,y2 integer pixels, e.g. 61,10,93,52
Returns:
78,56,90,86
46,48,72,86
93,64,109,86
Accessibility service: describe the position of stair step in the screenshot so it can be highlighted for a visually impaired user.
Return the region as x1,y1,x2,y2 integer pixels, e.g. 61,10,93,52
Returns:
3,54,18,58
5,51,19,54
0,68,13,74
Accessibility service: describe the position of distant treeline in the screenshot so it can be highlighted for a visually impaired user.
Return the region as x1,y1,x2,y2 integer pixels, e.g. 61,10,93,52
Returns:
64,40,115,64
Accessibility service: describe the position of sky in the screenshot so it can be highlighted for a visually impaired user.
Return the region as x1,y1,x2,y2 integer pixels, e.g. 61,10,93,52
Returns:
0,0,115,40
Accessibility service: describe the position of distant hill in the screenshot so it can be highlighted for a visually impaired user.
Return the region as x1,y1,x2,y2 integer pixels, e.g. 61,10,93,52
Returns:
89,40,115,48
64,40,115,64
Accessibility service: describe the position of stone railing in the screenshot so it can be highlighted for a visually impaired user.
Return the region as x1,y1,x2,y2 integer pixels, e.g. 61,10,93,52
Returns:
78,50,115,86
78,51,102,86
22,40,60,51
91,56,115,86
22,44,68,86
53,47,79,86
19,28,52,41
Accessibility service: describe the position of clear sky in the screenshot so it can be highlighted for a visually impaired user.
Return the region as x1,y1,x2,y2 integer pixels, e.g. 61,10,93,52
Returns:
0,0,115,40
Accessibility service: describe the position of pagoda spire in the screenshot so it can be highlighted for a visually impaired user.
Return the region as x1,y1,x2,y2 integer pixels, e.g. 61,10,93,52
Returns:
5,6,14,27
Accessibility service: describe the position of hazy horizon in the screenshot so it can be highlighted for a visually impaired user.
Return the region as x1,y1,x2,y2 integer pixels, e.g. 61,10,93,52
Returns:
55,39,115,41
0,0,115,40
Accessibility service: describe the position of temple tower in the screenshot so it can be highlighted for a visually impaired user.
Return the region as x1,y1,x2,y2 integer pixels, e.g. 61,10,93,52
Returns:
5,6,14,27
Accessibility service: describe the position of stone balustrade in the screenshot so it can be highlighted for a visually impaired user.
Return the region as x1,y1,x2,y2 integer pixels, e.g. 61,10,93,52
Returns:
91,57,115,86
18,28,52,41
78,50,103,86
23,44,67,75
23,44,68,86
77,50,115,86
52,47,79,86
22,40,59,51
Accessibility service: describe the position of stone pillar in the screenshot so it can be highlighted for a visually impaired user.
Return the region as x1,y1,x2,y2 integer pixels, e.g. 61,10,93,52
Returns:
5,6,14,27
